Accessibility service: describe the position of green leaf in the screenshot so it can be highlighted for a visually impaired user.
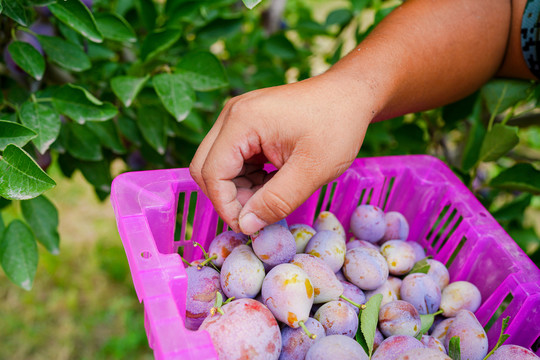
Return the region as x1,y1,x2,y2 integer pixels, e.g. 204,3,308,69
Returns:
111,76,149,107
0,220,38,290
482,80,533,115
175,51,228,91
52,84,118,123
49,0,103,43
37,35,91,72
21,195,59,255
442,91,479,130
416,310,443,339
86,120,126,154
326,9,353,27
492,193,532,223
483,317,510,359
0,120,37,151
140,28,181,61
19,101,61,154
2,0,28,26
26,0,56,5
448,336,461,360
358,293,382,357
153,73,195,122
65,123,103,161
135,0,157,31
490,163,540,194
117,116,142,146
263,34,297,61
461,100,485,171
0,145,56,200
78,159,112,198
242,0,261,9
7,41,45,81
95,13,136,42
478,124,519,163
137,106,167,155
87,42,116,61
409,258,431,274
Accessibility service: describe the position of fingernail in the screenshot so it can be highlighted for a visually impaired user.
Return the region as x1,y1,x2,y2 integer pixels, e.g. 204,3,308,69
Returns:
239,213,267,235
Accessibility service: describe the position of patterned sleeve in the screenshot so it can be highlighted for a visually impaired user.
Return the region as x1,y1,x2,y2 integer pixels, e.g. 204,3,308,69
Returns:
522,0,540,77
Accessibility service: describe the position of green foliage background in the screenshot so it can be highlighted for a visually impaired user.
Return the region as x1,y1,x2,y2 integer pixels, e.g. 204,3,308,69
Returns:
0,0,539,357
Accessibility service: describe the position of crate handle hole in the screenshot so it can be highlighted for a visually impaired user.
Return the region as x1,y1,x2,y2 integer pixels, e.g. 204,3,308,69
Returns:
141,251,152,259
479,212,487,217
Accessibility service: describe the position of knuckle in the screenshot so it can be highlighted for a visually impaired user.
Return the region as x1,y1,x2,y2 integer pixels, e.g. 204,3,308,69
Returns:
262,187,296,220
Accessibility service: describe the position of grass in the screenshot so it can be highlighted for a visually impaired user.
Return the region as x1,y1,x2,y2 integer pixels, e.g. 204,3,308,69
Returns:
0,166,153,360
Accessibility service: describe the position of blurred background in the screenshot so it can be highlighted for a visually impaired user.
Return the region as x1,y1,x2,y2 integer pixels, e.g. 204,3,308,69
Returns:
1,0,539,358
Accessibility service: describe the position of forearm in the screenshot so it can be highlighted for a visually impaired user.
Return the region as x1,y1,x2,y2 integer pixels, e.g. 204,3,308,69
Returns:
325,0,531,122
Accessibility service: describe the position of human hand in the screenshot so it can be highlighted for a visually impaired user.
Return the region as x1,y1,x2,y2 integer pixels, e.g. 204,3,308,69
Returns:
189,72,378,235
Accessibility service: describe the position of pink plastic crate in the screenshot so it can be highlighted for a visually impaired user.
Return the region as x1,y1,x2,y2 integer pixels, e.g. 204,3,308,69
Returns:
110,155,540,359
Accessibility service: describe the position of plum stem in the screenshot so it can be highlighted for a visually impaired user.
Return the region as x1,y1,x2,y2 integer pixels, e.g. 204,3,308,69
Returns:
197,255,218,269
340,294,366,310
223,296,235,305
299,321,316,339
180,256,192,267
245,238,252,246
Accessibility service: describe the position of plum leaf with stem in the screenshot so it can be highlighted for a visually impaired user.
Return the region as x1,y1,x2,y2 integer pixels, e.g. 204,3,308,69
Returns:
356,293,383,357
415,309,443,339
483,317,510,359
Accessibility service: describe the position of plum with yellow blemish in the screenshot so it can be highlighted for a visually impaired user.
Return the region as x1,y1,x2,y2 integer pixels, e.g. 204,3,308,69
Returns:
420,335,447,354
185,265,223,330
430,317,454,344
382,211,409,242
440,281,481,317
400,273,441,315
200,298,281,360
261,264,314,329
292,254,343,304
371,335,424,360
365,278,398,307
350,205,386,243
208,231,249,267
380,240,416,276
279,317,326,360
290,223,316,253
253,224,296,266
378,300,421,338
313,301,359,338
306,335,369,360
305,230,346,272
386,276,402,299
220,245,265,299
444,310,488,360
342,246,388,290
313,211,346,240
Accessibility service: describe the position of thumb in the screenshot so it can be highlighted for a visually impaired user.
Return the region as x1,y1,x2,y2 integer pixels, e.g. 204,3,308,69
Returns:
238,156,323,234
